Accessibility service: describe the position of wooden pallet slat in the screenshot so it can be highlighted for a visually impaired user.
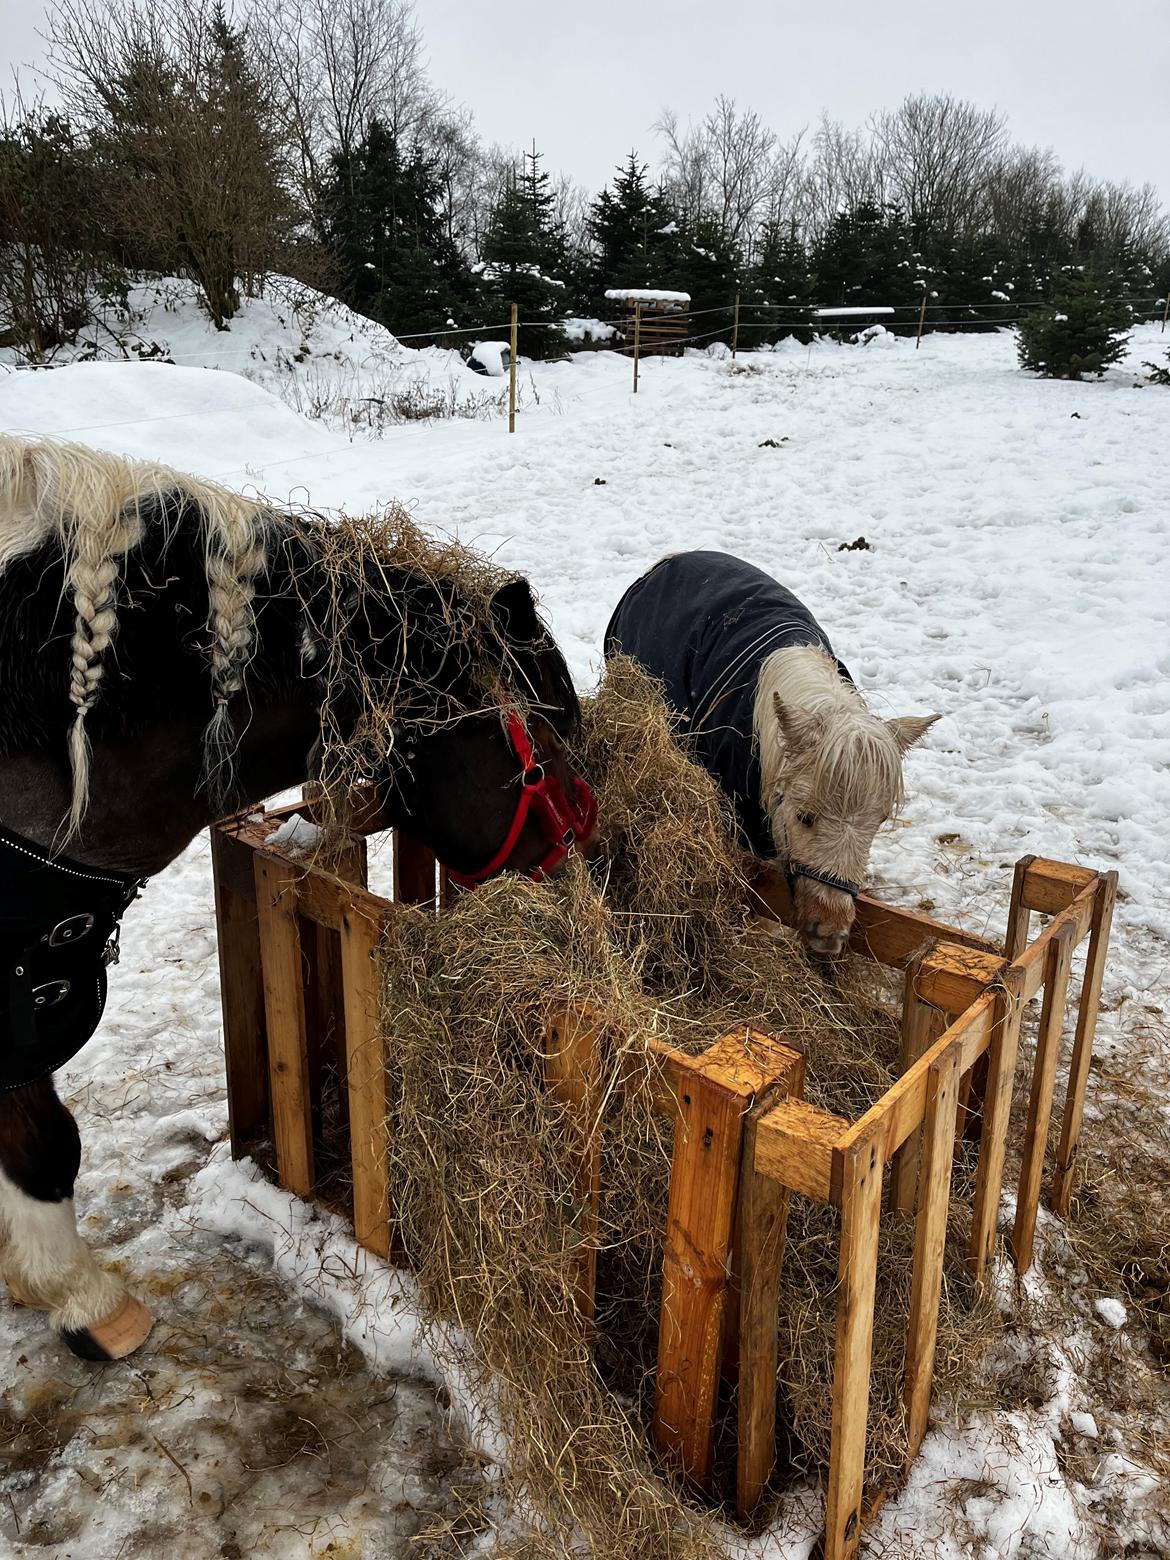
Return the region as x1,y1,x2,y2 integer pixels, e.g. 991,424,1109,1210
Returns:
968,964,1027,1283
903,1045,963,1462
1052,871,1118,1216
543,1006,604,1326
339,901,392,1257
253,854,315,1197
733,1047,805,1514
210,825,268,1156
824,1129,884,1560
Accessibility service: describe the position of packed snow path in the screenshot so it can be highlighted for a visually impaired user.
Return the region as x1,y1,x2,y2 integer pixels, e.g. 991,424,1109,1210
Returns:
1,320,1167,1557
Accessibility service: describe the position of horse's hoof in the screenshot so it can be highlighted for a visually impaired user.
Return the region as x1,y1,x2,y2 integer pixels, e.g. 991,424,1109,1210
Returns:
62,1294,154,1361
3,1275,42,1309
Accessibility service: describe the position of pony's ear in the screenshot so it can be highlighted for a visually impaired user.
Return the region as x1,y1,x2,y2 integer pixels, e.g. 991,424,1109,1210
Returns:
772,692,825,752
886,713,941,752
490,577,540,645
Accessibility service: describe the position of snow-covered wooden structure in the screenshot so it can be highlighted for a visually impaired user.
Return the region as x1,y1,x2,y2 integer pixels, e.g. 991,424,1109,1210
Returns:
211,793,1115,1560
604,287,691,356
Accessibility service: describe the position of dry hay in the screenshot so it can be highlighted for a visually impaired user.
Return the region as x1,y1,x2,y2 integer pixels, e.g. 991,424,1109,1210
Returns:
375,657,998,1554
280,505,526,849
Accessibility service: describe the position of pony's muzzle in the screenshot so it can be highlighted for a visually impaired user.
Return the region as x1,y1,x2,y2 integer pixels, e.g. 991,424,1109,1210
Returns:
793,880,856,959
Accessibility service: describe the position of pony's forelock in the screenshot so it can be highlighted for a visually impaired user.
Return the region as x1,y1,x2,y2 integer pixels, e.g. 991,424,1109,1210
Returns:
754,644,905,823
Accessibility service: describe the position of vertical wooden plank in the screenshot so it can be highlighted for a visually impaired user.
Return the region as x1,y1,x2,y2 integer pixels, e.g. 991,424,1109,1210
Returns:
824,1130,884,1560
339,902,391,1258
653,1071,746,1488
211,827,268,1156
903,1046,962,1464
968,964,1027,1283
1052,872,1118,1217
253,855,314,1198
891,953,946,1215
543,1006,603,1326
1011,922,1075,1272
310,836,369,1127
735,1050,805,1516
1004,854,1037,961
394,830,437,909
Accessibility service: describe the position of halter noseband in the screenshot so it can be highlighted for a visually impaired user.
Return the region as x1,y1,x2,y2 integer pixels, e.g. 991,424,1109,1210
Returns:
785,861,861,900
446,710,598,889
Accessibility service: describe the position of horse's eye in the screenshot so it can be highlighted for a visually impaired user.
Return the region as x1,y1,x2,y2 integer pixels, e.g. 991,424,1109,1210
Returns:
797,812,815,829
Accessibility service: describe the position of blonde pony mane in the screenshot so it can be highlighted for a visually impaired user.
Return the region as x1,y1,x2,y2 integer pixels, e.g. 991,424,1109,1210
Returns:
0,434,271,838
752,644,905,822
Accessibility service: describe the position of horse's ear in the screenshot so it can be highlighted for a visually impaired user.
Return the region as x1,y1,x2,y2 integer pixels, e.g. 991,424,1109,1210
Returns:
490,577,541,645
772,693,824,752
886,713,942,752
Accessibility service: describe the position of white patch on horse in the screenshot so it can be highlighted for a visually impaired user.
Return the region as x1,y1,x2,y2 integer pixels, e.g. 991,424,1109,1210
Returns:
0,435,271,837
0,1166,127,1333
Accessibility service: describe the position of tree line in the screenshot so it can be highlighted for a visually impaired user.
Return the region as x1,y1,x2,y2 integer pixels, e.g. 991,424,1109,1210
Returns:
3,0,1168,360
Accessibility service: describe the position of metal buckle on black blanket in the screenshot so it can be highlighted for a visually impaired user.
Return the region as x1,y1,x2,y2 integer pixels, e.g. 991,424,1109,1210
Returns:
45,913,95,948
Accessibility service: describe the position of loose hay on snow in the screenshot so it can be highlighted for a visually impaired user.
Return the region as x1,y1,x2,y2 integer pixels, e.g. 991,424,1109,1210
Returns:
373,655,998,1553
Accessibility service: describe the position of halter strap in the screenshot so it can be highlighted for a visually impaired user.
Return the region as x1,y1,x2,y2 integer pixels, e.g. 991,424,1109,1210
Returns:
785,860,861,900
446,711,597,889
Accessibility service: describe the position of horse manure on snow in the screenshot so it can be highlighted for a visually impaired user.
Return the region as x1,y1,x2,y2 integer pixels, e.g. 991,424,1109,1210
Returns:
373,656,999,1555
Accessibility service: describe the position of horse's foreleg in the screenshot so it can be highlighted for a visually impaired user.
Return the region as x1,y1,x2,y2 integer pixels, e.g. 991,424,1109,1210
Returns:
0,1080,153,1359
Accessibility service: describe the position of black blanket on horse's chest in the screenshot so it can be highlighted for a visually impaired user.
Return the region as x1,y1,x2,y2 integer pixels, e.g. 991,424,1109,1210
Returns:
0,826,143,1091
603,551,850,858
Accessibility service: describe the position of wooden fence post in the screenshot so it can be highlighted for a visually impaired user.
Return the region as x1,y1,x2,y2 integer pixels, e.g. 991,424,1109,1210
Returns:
915,289,928,348
508,302,518,433
731,292,741,358
633,301,642,393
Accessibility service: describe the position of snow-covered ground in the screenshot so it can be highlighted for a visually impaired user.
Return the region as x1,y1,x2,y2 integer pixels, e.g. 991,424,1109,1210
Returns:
2,293,1168,1558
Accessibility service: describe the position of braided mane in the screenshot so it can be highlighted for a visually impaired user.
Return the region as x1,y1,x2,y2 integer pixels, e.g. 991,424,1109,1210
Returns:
0,435,270,836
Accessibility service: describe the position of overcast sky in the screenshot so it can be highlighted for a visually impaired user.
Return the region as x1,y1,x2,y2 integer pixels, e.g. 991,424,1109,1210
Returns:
4,0,1167,205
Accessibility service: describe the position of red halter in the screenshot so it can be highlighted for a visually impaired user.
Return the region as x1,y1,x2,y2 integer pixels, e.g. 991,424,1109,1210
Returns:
446,710,598,889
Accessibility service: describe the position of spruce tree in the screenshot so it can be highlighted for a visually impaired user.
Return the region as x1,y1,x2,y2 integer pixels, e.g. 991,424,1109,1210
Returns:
744,220,813,345
586,153,677,295
812,203,924,320
1016,269,1133,379
477,156,568,359
323,118,472,338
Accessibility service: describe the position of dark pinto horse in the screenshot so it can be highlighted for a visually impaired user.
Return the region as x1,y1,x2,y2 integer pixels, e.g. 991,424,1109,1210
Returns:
605,550,939,957
0,435,594,1361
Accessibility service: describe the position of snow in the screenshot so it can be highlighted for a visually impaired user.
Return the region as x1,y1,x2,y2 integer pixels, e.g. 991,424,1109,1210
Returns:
603,287,691,303
814,305,897,318
3,313,1169,1557
467,339,511,376
1095,1297,1128,1328
266,815,323,857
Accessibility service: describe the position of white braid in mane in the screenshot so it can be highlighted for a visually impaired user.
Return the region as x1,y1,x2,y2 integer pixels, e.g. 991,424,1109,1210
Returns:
0,434,271,837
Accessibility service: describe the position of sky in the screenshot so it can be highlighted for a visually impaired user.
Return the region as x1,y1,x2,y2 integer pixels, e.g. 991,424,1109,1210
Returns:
3,0,1167,207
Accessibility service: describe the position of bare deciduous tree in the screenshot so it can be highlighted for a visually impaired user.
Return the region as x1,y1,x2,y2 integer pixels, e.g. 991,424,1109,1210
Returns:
869,93,1007,242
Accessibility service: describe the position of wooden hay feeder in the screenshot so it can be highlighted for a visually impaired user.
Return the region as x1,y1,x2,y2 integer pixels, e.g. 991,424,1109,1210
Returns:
211,795,1115,1560
604,288,691,356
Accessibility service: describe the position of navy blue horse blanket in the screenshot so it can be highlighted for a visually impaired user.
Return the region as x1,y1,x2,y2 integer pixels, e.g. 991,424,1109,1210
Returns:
603,550,850,858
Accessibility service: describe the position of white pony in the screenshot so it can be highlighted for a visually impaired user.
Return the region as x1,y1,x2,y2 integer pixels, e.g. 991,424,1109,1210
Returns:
605,550,939,955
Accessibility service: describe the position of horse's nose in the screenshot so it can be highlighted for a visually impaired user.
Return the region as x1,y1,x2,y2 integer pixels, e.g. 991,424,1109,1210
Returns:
805,924,849,958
